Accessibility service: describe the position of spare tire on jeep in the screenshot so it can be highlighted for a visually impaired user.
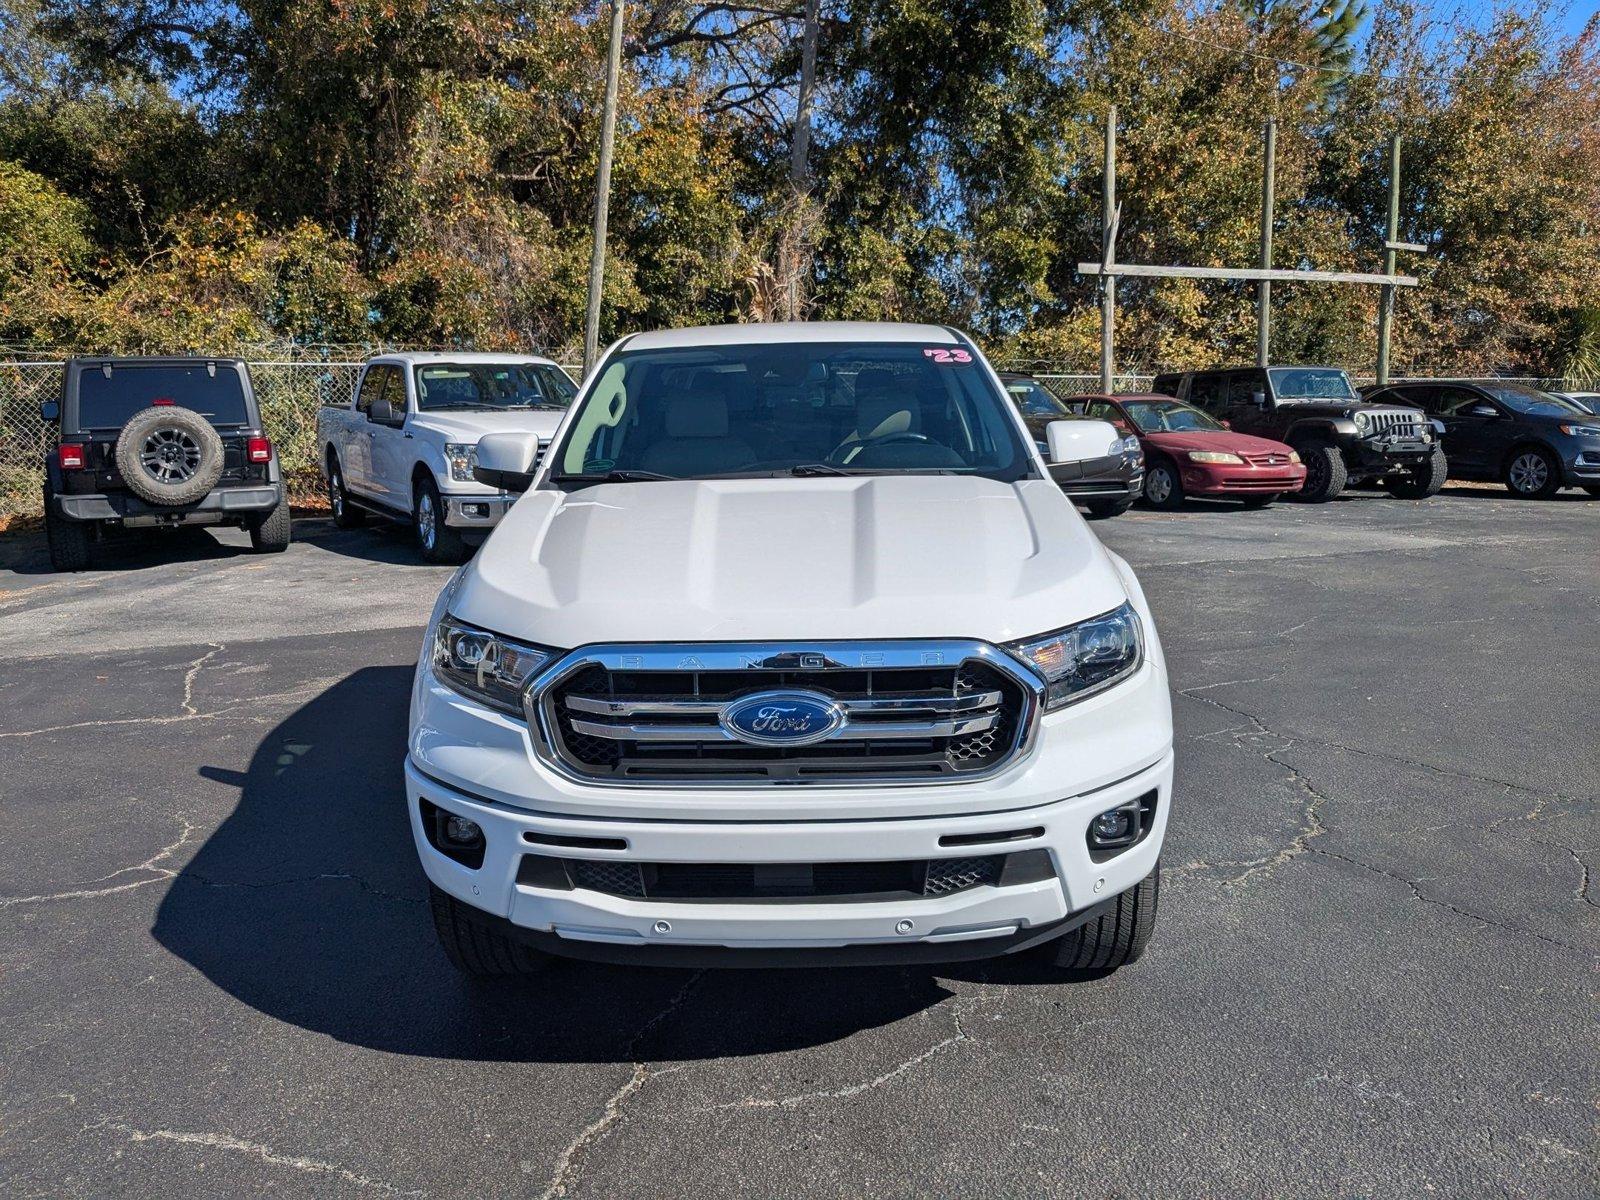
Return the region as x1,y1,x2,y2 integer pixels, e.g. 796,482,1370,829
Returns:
115,406,226,506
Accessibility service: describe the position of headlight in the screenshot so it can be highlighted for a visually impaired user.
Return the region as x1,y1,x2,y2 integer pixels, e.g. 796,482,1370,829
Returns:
1188,450,1243,465
432,614,557,715
1559,423,1600,437
1007,602,1143,711
1287,450,1302,464
444,442,479,483
1354,411,1371,431
1112,434,1141,456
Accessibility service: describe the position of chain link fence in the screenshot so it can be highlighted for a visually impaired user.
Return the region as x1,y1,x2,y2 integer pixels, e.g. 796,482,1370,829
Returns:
2,358,1595,518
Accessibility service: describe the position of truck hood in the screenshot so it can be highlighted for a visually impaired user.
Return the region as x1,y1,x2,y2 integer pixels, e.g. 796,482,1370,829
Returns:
408,409,566,441
452,476,1131,647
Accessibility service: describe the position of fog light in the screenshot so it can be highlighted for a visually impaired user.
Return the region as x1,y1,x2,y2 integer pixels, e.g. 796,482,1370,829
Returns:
444,814,483,846
1092,808,1135,843
463,502,489,518
1088,800,1142,851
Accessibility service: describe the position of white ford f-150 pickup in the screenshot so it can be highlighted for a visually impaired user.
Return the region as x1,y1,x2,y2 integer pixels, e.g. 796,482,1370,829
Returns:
410,322,1173,978
316,352,576,561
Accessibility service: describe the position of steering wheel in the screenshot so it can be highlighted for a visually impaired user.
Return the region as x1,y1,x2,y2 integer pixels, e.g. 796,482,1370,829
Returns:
831,430,935,463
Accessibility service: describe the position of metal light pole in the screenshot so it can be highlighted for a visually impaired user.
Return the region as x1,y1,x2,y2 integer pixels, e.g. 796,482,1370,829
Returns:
1257,117,1276,367
1099,105,1117,395
583,0,626,373
1376,133,1401,385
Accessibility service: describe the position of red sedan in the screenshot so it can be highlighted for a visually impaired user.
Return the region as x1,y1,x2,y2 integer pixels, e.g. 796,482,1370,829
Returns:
1077,394,1307,509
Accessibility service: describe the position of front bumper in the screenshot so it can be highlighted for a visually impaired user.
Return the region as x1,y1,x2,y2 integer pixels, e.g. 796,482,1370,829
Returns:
407,749,1171,962
442,492,515,529
1181,461,1307,495
1051,455,1143,499
1347,435,1435,472
54,483,282,525
1560,448,1600,483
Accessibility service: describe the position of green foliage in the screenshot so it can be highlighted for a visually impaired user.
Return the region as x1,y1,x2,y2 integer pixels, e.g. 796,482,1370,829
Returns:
0,0,1594,376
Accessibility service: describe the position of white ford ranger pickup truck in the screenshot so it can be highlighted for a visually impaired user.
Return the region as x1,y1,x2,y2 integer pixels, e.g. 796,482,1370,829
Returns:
316,352,577,562
409,322,1173,977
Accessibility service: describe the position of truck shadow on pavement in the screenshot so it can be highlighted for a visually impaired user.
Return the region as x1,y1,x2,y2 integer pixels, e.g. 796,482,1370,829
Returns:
155,666,966,1062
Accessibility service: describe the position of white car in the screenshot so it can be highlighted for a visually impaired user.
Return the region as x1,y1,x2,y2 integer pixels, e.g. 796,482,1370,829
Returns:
316,352,577,561
409,322,1173,979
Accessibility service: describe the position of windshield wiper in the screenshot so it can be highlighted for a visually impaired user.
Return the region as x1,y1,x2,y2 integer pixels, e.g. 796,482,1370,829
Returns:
787,462,852,476
551,470,678,483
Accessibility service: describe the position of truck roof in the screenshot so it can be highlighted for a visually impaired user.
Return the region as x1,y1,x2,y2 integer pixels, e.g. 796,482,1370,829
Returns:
368,351,564,367
621,321,962,351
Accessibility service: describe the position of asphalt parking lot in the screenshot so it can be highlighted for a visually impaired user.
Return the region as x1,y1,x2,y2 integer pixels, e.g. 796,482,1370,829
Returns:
1,487,1595,1199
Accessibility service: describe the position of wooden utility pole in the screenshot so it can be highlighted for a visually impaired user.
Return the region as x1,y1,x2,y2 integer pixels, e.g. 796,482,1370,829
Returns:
583,0,626,373
1375,133,1402,386
1099,106,1117,395
1257,117,1276,367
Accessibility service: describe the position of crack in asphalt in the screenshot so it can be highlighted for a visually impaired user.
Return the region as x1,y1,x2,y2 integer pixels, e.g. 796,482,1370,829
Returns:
183,870,427,907
0,680,333,740
1308,848,1587,955
0,819,196,907
86,1119,422,1195
534,970,707,1200
697,979,1002,1113
1178,679,1589,808
179,643,225,715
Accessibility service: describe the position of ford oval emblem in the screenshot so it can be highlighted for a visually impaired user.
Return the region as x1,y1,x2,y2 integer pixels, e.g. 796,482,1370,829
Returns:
720,690,846,748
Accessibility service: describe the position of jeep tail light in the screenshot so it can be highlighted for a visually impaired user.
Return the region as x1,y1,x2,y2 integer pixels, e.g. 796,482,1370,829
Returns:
246,436,273,463
57,443,87,471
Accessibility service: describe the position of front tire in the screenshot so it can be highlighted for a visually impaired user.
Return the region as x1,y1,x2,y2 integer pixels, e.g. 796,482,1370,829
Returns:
1050,862,1160,974
1142,460,1185,510
429,885,552,977
44,495,93,571
414,476,468,563
1387,446,1448,499
1085,496,1133,520
1293,441,1347,502
1504,446,1562,499
248,502,292,553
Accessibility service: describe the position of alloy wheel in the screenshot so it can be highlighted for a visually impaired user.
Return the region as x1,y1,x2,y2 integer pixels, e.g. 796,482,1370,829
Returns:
418,492,436,548
139,428,202,484
1508,453,1548,494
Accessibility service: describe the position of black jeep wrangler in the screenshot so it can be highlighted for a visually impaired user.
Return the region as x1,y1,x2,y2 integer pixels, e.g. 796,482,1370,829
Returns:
1151,365,1447,502
41,357,290,571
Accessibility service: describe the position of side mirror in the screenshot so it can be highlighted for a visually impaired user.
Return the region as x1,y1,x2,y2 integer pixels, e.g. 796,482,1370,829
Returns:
1464,402,1498,419
1219,419,1232,429
473,431,543,492
1250,391,1267,407
369,398,399,424
1045,418,1119,465
39,400,59,421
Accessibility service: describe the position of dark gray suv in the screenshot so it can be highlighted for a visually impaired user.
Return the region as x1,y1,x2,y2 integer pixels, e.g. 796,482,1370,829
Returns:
1363,380,1600,499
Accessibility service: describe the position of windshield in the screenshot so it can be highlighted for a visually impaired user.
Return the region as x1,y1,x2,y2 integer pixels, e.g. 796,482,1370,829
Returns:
1268,368,1356,402
551,341,1033,482
75,364,250,429
1478,383,1587,417
1003,377,1070,418
414,363,575,412
1120,399,1223,434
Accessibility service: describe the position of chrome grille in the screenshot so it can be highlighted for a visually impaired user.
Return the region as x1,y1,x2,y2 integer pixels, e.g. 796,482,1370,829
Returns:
1241,451,1292,466
1363,409,1427,438
529,641,1040,786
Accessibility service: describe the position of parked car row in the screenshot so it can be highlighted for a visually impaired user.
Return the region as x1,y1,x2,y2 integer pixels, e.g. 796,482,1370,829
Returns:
36,349,1600,571
999,363,1600,516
